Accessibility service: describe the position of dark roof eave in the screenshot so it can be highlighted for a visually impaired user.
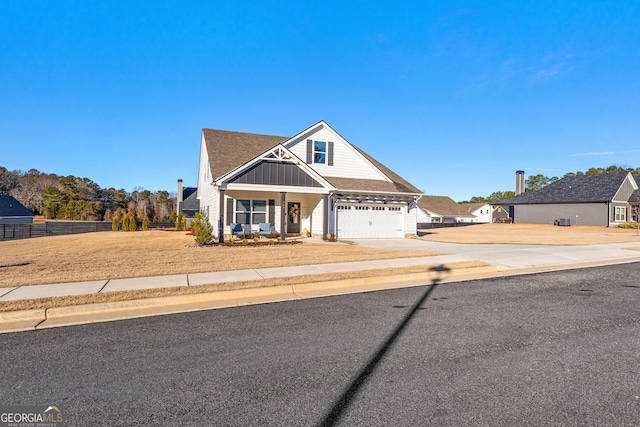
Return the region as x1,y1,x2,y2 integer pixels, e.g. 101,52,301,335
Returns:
493,200,611,205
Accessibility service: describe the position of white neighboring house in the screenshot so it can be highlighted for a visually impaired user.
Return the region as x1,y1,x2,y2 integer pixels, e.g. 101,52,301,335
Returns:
416,196,476,226
196,121,423,241
461,202,493,223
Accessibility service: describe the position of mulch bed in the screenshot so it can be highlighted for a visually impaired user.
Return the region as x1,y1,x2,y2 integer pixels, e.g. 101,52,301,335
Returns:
187,240,303,248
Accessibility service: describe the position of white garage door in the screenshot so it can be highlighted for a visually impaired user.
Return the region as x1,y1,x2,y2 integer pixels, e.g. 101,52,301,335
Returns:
336,205,404,238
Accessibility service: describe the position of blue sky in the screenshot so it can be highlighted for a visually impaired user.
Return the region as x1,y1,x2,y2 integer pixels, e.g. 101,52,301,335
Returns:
1,1,639,201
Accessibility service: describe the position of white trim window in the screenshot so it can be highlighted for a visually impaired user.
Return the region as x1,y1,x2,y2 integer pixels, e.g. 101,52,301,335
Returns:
235,199,267,224
314,141,327,164
615,206,626,222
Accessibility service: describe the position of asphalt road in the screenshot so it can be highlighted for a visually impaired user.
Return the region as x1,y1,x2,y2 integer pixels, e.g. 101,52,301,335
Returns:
1,263,640,426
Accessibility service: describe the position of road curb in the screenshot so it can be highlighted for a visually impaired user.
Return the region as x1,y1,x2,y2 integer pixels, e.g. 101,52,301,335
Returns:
292,266,501,297
0,309,47,333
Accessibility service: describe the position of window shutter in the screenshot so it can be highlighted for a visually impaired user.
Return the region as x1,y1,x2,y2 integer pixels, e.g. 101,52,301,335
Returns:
226,198,233,225
306,139,313,164
268,199,275,224
328,141,334,166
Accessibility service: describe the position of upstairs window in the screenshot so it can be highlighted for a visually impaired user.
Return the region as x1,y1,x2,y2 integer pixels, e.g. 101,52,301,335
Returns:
314,141,326,164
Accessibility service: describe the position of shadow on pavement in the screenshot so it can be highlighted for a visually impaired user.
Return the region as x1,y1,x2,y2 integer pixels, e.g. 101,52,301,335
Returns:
317,264,451,427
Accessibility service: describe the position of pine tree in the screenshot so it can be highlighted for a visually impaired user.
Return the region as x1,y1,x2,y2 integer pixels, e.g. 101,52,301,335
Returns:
192,210,214,246
128,214,138,231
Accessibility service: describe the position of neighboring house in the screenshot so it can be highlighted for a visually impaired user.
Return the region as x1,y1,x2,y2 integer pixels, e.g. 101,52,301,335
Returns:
461,202,493,223
0,195,35,224
196,121,422,240
494,172,639,226
176,179,200,221
416,196,476,227
492,205,511,223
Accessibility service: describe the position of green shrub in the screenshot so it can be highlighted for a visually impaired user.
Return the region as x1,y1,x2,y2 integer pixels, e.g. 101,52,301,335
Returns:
175,213,186,231
142,214,150,231
112,216,120,231
192,210,214,246
617,221,639,229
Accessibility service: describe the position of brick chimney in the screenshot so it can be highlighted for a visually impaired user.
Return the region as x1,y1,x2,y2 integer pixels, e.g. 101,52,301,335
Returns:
177,179,183,213
515,170,525,195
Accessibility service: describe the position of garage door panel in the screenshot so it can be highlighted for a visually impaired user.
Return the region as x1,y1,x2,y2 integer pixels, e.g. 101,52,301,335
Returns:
337,205,404,239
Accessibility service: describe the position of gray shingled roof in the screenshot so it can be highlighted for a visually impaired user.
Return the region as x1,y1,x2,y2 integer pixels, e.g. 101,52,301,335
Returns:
629,189,640,204
497,172,631,205
202,129,288,181
418,196,471,216
0,195,34,217
180,187,200,213
202,126,422,195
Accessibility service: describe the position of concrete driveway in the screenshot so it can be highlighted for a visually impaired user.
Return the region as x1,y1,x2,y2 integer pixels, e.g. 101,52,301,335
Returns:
349,238,640,269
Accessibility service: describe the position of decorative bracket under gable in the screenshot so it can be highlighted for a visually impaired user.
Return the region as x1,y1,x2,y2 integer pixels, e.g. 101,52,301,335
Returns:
260,146,293,162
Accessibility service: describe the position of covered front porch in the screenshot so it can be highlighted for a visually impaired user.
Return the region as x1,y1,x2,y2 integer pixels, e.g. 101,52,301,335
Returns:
218,190,328,242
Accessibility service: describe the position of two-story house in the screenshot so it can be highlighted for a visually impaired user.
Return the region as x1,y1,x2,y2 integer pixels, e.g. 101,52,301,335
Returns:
196,121,422,241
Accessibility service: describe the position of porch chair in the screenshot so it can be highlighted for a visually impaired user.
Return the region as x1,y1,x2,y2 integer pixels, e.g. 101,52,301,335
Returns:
230,223,244,238
259,223,276,238
242,224,254,239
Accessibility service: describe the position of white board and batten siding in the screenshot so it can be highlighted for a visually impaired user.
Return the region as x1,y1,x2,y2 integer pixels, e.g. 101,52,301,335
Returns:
286,127,389,181
197,138,219,228
336,204,405,239
405,204,417,235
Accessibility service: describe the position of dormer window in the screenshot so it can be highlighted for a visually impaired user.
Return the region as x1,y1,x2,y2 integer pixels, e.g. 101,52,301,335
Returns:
314,141,326,164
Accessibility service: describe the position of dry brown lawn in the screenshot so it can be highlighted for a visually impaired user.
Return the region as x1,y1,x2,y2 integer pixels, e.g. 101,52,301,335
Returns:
0,231,444,287
418,223,640,245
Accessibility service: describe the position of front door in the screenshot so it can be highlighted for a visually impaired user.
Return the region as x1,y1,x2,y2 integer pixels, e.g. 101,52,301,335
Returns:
287,202,301,234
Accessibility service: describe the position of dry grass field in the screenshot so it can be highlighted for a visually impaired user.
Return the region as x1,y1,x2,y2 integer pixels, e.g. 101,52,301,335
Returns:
418,223,640,245
0,231,443,287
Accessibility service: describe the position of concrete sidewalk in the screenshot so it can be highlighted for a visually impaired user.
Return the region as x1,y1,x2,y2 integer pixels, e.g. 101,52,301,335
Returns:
1,240,639,333
0,253,471,302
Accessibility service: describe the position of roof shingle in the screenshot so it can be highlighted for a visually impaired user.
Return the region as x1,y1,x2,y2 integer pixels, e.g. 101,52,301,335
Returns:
418,196,469,216
202,129,288,181
0,195,34,217
497,172,632,204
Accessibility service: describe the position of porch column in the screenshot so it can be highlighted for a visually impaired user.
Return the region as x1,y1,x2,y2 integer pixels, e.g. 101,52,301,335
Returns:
323,194,329,240
218,190,225,243
280,192,286,241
